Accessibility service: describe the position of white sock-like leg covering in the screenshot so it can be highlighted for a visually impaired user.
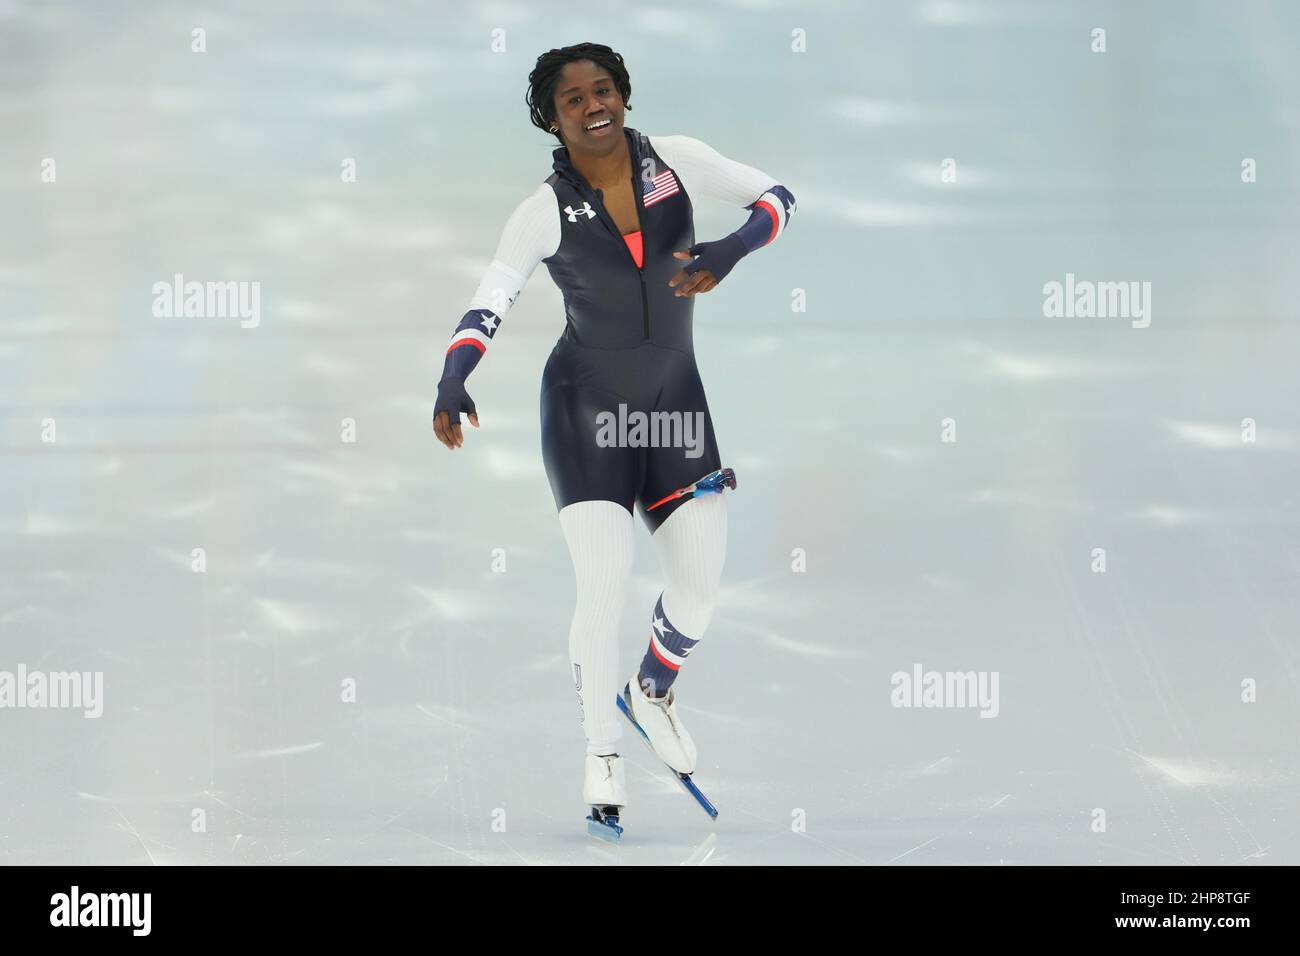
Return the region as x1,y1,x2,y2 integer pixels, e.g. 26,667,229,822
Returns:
559,500,635,755
637,494,727,694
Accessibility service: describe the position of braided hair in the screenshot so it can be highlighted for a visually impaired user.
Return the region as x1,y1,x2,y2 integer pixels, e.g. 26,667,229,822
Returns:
526,43,632,144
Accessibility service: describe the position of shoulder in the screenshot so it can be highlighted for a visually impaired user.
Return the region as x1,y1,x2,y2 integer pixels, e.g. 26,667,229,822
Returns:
494,181,561,263
499,181,559,235
511,181,557,218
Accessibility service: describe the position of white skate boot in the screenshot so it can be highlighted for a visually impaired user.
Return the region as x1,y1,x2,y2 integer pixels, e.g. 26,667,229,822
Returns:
623,675,698,774
584,753,626,842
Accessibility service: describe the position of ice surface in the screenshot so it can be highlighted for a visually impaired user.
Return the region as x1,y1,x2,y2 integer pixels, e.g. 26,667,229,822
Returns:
1,0,1298,865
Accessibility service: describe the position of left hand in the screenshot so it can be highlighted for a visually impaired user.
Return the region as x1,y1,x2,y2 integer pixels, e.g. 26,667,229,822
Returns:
668,251,718,296
668,235,747,297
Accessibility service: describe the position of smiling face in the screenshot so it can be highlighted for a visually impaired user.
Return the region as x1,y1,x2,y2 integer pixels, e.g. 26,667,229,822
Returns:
550,59,626,154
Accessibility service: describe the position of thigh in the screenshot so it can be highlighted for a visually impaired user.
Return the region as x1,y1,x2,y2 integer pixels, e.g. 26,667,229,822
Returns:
541,381,641,514
559,499,636,586
636,369,722,533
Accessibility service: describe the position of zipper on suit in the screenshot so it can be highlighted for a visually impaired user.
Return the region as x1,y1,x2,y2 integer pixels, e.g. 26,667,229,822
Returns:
637,271,649,339
631,165,651,340
588,161,651,341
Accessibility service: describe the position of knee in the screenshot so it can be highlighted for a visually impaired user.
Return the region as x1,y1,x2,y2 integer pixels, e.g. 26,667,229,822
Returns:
661,574,720,638
576,552,633,603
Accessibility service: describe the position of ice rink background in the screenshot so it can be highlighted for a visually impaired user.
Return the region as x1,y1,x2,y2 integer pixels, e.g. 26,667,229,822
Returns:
2,0,1298,864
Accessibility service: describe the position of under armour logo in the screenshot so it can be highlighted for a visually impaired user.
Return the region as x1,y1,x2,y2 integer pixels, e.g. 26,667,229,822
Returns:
565,202,596,222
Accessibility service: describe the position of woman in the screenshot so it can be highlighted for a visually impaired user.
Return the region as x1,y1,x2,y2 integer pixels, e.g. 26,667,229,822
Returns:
432,43,795,833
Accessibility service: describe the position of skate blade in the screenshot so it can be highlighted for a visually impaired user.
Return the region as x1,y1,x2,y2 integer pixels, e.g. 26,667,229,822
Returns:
586,813,623,843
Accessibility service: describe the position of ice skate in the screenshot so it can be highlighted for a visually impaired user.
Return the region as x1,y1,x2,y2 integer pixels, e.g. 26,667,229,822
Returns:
622,675,698,774
584,752,626,843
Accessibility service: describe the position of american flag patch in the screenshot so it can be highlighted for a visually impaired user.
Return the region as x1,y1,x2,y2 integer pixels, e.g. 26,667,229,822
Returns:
642,169,680,208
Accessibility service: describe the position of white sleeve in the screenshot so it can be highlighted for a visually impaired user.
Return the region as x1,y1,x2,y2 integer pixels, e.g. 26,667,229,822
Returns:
466,182,560,318
648,134,780,208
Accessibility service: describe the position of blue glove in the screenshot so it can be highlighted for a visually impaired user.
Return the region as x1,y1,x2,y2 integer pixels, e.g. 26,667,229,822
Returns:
434,376,476,424
682,234,748,284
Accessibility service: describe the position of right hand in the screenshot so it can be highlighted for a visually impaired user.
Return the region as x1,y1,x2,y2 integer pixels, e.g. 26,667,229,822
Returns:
433,378,479,450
